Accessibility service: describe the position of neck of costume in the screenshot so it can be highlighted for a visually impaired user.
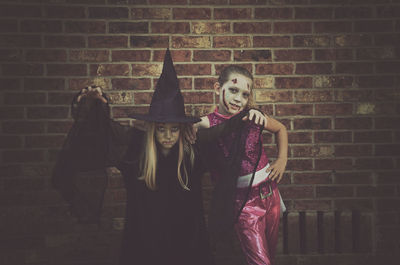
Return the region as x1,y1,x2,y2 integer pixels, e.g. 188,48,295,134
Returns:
205,107,283,265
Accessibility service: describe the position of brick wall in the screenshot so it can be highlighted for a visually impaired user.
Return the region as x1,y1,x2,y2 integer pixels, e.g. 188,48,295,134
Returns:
0,0,399,264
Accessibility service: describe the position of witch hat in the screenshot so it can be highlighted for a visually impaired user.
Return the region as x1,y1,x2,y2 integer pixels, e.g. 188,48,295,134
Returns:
130,49,200,123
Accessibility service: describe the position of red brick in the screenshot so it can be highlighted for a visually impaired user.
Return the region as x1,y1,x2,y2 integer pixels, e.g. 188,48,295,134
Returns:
21,20,62,33
293,200,332,211
295,7,333,19
279,186,314,199
0,107,24,119
45,36,85,48
179,78,192,90
335,34,373,47
3,150,45,163
194,50,231,62
287,159,313,170
315,49,353,61
24,78,65,90
315,103,353,115
335,144,373,156
315,22,352,33
255,90,292,103
2,64,44,76
213,36,250,48
153,50,191,62
25,135,66,148
0,78,20,90
296,63,332,74
314,76,354,88
354,131,392,143
376,62,400,73
256,63,293,75
149,0,186,4
356,47,396,60
254,36,290,47
47,121,73,133
287,132,312,143
4,92,46,105
47,64,87,76
112,50,150,62
316,186,353,198
361,74,395,87
294,118,331,130
274,22,311,34
295,91,332,102
234,49,271,62
0,49,22,62
215,63,252,76
356,21,393,32
131,36,169,48
183,92,214,104
90,64,129,76
111,78,151,90
293,35,331,47
0,19,18,32
375,117,400,129
133,92,152,105
277,104,313,116
45,5,85,18
335,90,374,102
335,172,372,185
233,22,271,34
65,21,106,33
48,92,77,105
355,158,394,170
357,186,396,197
191,0,228,4
89,36,128,48
336,62,373,74
151,22,189,34
376,171,400,185
376,6,400,18
316,158,354,170
0,135,22,149
335,7,372,18
132,64,161,76
173,8,211,19
131,8,171,20
27,107,69,119
88,7,129,19
293,172,332,184
335,118,372,129
375,144,400,156
25,50,67,62
335,199,373,211
275,77,312,89
274,49,311,61
291,145,333,158
0,35,41,48
175,64,211,76
255,8,293,19
315,132,352,143
192,22,230,34
194,78,215,90
70,50,109,62
109,22,148,34
214,8,251,19
0,5,41,17
230,0,271,4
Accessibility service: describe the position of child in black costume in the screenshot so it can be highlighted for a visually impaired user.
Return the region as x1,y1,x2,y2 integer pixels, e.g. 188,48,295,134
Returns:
53,49,265,265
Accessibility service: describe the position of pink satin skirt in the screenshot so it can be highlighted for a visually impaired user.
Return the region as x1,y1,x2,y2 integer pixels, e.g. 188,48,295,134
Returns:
234,180,280,265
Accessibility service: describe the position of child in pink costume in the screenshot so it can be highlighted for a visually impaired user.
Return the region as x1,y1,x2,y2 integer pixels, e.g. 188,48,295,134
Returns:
196,66,288,265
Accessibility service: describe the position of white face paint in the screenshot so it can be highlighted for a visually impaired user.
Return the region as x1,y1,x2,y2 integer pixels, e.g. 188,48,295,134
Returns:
216,73,252,116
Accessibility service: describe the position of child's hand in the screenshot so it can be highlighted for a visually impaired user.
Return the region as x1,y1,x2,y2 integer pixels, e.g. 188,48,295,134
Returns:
242,109,267,128
77,86,107,103
267,158,287,183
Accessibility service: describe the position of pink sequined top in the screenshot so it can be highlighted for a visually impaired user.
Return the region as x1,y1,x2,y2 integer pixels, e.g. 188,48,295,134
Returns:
207,108,269,178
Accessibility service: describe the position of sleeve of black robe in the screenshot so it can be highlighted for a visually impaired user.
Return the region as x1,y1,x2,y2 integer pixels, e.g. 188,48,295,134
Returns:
52,96,141,223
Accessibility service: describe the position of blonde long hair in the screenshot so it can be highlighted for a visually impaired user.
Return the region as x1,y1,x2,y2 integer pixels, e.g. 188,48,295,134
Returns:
138,123,195,191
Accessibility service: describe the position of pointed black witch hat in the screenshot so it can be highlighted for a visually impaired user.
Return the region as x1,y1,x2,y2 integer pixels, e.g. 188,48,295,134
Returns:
129,49,200,123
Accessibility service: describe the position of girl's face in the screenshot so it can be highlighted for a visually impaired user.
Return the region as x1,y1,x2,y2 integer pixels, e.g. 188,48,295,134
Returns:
215,73,252,116
155,123,180,153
